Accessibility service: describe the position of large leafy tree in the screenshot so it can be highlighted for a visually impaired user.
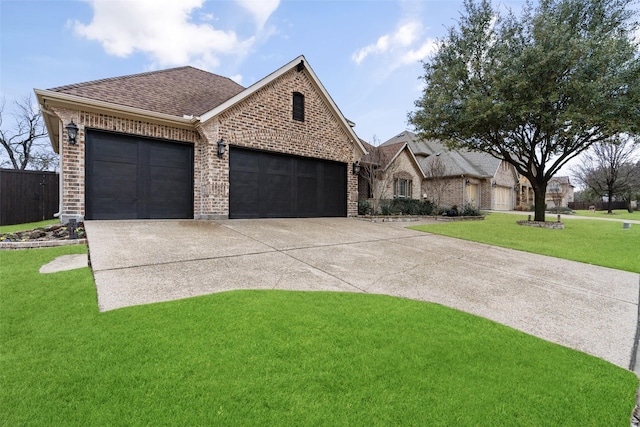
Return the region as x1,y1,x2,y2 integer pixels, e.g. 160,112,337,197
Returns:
409,0,640,221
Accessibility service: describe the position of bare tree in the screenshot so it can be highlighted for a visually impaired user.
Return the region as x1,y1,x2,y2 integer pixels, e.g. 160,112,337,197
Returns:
0,95,55,171
359,137,400,214
618,161,640,212
547,182,567,209
422,154,450,213
572,135,639,213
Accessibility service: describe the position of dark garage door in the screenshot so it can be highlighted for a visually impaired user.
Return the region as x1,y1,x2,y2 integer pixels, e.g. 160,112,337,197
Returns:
229,147,346,219
85,130,193,220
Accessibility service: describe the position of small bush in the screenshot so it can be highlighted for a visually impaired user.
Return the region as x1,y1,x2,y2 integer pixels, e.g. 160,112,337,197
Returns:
358,199,372,215
377,199,433,216
461,203,481,216
547,206,574,214
380,202,393,216
515,204,531,211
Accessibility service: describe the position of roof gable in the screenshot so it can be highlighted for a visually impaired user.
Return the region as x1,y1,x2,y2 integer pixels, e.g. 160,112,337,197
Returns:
360,140,425,178
199,55,366,156
381,130,505,178
47,66,245,117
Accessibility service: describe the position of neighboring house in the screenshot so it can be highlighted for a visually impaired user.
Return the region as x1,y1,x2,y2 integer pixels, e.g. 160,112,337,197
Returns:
357,140,425,202
545,176,575,208
368,131,518,211
35,56,366,222
516,176,535,209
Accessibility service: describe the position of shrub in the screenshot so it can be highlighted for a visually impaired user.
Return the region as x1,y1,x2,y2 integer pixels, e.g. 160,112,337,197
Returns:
380,202,393,216
461,203,481,216
515,204,531,211
447,205,459,216
358,199,372,215
547,206,574,214
377,199,433,216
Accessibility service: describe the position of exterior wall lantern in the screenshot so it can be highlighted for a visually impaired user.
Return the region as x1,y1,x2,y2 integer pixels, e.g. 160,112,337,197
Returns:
465,179,470,186
352,161,361,175
491,181,497,188
65,120,79,145
217,138,226,158
514,184,519,191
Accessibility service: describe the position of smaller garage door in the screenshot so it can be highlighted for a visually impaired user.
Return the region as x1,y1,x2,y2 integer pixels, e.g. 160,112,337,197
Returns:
492,186,513,211
229,147,347,219
85,130,194,220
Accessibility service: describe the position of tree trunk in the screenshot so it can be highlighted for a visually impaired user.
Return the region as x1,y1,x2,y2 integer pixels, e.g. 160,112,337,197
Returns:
532,184,546,222
607,188,614,213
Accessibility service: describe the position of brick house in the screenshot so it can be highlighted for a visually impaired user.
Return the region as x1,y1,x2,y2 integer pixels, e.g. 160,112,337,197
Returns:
357,140,425,201
372,131,518,211
545,176,575,208
35,56,366,222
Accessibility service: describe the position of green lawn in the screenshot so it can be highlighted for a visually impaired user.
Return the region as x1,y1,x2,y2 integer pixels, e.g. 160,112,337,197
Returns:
411,213,640,273
574,209,639,220
0,218,58,233
1,246,636,425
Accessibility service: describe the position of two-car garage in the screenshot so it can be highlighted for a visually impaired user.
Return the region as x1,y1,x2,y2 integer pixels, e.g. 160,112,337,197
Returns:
84,130,347,220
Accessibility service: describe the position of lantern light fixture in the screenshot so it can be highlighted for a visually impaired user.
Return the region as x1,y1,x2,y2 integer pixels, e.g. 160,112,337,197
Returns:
217,138,226,158
352,161,361,175
65,120,79,145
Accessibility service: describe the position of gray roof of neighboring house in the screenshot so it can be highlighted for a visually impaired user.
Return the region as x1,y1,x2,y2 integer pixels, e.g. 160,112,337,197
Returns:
48,66,245,117
381,130,502,178
549,176,574,186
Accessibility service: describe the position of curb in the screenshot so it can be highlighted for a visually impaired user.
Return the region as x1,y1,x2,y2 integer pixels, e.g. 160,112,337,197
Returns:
0,239,87,250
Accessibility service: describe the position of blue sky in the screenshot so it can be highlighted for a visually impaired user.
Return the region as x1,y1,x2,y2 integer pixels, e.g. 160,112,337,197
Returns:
1,0,527,145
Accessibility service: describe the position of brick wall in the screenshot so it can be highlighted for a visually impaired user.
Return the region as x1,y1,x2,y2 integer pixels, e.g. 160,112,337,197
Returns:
377,149,423,200
52,106,201,221
52,66,361,220
197,67,359,218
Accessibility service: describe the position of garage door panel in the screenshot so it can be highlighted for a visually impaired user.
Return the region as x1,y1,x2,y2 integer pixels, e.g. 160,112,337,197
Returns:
296,176,319,215
229,170,260,218
149,143,192,168
93,161,137,180
261,174,292,217
230,147,346,219
86,130,193,220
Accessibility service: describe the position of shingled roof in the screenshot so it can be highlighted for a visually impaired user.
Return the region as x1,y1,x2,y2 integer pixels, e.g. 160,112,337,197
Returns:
382,130,503,178
48,66,245,117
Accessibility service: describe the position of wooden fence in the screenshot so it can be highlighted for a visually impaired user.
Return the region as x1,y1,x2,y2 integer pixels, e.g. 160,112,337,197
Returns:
568,201,628,211
0,169,59,226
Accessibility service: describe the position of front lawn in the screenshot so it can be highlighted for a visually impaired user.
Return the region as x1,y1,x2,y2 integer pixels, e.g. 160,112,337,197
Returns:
574,209,639,220
1,246,636,425
411,213,640,273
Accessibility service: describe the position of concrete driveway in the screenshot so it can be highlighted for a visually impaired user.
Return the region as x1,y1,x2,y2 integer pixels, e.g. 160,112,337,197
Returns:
84,218,639,369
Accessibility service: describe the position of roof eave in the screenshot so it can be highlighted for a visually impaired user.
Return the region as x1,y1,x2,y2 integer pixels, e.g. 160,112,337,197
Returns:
35,88,199,150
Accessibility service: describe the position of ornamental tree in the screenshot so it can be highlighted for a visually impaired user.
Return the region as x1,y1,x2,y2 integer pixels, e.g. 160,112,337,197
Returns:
409,0,640,221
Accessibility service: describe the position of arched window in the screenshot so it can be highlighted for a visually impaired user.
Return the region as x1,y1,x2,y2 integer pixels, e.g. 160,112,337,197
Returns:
292,92,304,122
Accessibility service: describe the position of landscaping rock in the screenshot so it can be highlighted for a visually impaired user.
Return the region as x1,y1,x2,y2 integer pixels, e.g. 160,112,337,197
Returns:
516,220,565,229
0,223,86,243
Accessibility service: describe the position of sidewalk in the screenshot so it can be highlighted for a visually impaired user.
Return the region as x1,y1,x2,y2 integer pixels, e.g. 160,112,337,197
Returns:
488,210,640,225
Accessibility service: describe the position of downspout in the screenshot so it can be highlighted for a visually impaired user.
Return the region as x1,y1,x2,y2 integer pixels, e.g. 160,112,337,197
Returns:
47,111,63,220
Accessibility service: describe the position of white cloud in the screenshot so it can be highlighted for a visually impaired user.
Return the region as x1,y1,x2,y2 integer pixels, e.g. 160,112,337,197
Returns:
229,74,243,84
72,0,279,71
351,20,438,74
236,0,279,30
400,39,438,65
352,21,423,65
